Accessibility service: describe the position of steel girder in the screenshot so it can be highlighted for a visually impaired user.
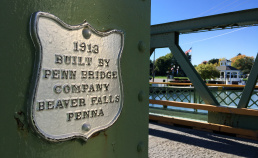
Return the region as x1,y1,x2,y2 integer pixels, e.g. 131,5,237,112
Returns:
150,8,258,107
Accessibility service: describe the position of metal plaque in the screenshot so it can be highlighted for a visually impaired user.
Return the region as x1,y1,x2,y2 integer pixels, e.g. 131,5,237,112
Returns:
29,12,124,141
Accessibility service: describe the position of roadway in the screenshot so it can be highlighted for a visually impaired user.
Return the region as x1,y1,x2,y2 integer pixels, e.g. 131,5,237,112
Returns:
149,122,258,157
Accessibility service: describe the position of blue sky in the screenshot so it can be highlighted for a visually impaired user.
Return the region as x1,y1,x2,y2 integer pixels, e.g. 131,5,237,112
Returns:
151,0,258,65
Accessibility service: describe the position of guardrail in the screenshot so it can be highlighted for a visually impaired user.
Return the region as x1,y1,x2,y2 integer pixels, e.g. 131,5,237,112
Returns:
149,99,258,140
149,114,258,140
150,99,258,116
149,82,258,140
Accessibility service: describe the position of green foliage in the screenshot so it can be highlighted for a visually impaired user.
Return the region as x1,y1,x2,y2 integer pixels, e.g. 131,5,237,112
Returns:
208,58,219,65
150,60,153,75
195,63,220,79
154,76,167,79
153,52,191,77
154,53,173,76
174,77,189,80
231,55,254,74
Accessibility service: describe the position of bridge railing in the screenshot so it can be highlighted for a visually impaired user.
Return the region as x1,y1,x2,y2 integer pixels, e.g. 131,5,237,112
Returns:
149,82,258,109
149,82,258,140
149,8,258,139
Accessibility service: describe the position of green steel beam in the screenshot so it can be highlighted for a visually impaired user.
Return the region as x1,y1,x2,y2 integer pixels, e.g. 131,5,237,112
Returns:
238,54,258,108
168,33,219,105
151,8,258,35
150,8,258,131
1,0,150,157
150,48,155,56
150,32,219,105
150,33,175,49
150,8,258,106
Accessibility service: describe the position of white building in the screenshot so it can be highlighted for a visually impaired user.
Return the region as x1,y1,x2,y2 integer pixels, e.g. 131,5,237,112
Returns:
216,59,242,84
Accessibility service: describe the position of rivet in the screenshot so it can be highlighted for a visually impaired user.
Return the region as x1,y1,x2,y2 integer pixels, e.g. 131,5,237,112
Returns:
138,91,145,102
137,142,144,152
138,41,146,53
82,123,91,131
82,28,91,39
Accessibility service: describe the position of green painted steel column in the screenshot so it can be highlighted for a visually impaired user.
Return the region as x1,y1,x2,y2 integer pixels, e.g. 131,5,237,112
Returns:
0,1,150,157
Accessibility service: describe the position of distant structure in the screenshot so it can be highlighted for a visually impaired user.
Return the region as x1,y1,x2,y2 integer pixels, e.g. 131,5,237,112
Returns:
216,59,242,84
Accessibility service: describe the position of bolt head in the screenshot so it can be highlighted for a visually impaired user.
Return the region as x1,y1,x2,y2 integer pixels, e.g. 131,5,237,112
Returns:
137,142,144,152
138,41,146,53
82,123,91,131
138,91,146,102
82,28,91,39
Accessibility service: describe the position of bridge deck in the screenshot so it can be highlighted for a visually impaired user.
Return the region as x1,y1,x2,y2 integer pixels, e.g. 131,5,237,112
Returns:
149,122,258,157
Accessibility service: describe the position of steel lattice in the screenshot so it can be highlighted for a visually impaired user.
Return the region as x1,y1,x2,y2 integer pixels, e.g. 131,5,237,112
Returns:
150,86,258,109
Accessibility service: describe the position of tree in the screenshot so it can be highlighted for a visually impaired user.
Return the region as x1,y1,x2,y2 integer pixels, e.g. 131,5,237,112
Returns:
231,55,254,74
154,53,173,76
150,60,153,75
202,61,208,64
195,63,220,80
154,52,192,77
208,58,219,66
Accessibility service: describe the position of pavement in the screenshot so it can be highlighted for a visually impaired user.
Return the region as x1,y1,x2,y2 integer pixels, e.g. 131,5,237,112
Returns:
149,122,258,158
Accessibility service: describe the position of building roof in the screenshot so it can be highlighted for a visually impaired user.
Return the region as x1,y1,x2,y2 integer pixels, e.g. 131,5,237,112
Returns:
217,66,240,71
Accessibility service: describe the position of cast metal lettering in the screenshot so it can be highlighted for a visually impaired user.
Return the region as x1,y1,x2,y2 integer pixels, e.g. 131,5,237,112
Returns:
29,12,124,142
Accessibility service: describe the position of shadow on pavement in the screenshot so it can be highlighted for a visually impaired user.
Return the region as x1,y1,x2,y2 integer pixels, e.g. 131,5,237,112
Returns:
149,122,258,157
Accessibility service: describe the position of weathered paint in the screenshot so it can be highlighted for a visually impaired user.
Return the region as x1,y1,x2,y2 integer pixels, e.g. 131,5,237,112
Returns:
208,112,258,131
0,0,150,157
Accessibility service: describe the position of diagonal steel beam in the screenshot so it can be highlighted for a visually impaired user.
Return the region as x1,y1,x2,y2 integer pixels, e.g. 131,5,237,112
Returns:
151,8,258,35
150,9,258,106
168,33,219,105
150,32,219,105
238,53,258,108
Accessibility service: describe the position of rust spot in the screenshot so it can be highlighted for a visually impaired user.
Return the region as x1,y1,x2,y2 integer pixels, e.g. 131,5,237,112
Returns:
91,131,100,138
14,111,25,130
17,111,24,116
14,116,24,130
104,131,108,137
104,131,108,141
